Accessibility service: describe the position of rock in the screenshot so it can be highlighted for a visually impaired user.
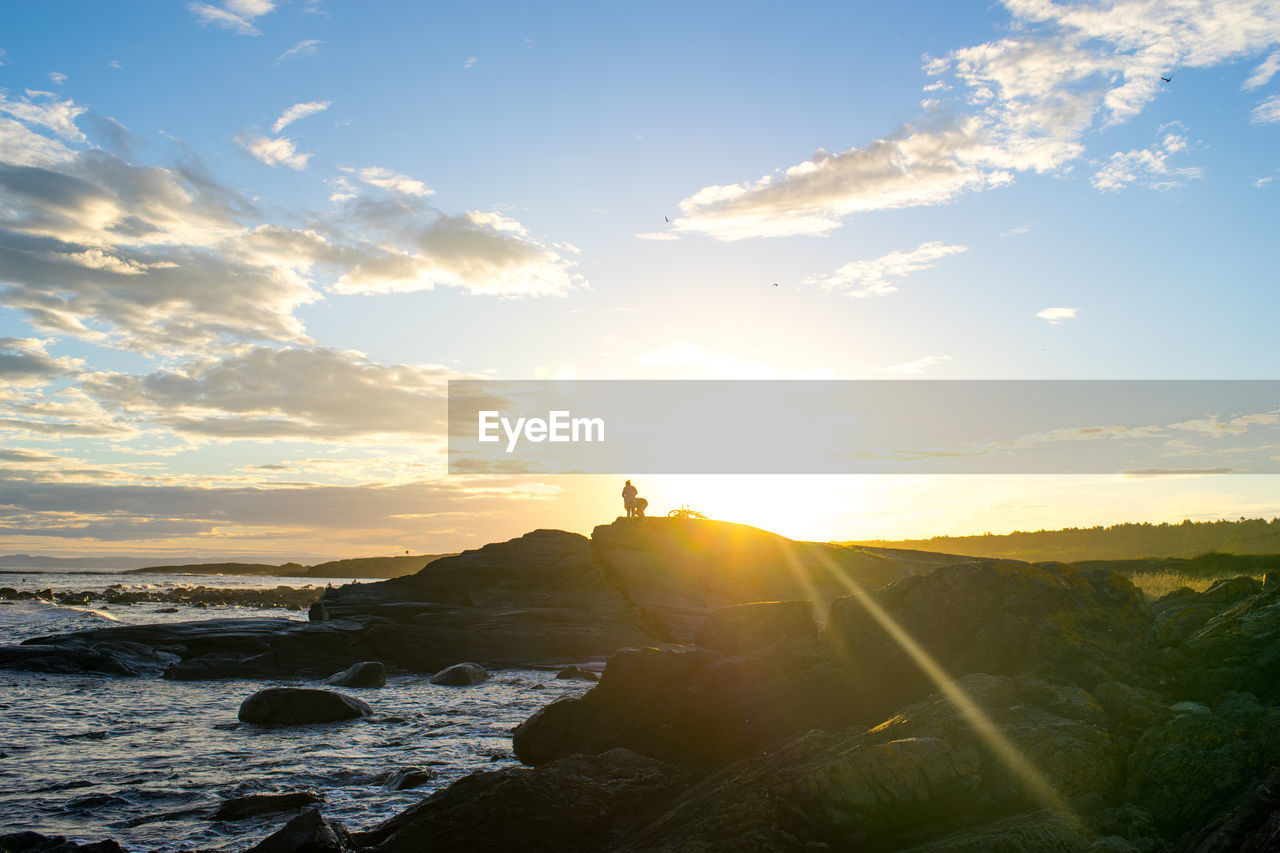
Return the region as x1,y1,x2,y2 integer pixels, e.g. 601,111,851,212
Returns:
385,767,437,791
325,661,386,688
514,639,856,770
430,662,488,686
1177,763,1280,852
0,832,127,852
694,600,816,654
238,687,373,725
554,665,598,681
212,791,324,821
1126,702,1280,837
896,808,1091,852
1150,576,1263,647
352,749,698,853
1090,682,1169,734
244,808,354,853
825,561,1157,723
1161,582,1280,704
308,601,328,622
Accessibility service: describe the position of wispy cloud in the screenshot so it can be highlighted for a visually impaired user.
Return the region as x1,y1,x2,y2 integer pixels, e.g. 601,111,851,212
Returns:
635,232,679,241
272,100,330,134
0,89,87,141
1245,49,1280,89
188,0,276,35
669,0,1280,240
339,165,431,197
48,72,67,86
807,241,968,298
464,56,478,69
1036,307,1078,325
276,38,324,64
1251,94,1280,125
999,224,1030,237
1093,131,1202,191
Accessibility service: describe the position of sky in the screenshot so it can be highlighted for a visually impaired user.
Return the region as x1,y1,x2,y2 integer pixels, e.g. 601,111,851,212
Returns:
1,0,1280,561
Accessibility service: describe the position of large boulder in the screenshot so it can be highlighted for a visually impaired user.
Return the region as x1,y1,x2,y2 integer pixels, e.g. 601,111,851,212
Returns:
244,808,354,853
514,637,855,770
429,662,488,686
694,600,816,654
825,561,1156,723
0,832,127,852
238,687,372,725
1160,582,1280,704
212,791,323,821
325,660,386,688
352,749,698,853
1149,575,1264,647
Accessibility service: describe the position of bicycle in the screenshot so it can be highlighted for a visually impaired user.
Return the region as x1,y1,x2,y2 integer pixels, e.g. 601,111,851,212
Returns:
667,505,708,520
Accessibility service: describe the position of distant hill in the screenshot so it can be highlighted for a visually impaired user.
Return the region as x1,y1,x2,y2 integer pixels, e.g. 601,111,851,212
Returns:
850,517,1280,562
130,554,455,579
0,554,166,570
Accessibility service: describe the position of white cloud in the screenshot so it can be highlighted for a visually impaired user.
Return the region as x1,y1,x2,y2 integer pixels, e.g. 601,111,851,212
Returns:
807,241,968,298
1252,94,1280,124
272,100,331,134
0,337,81,387
1256,175,1275,187
109,60,122,70
635,232,679,241
880,354,952,375
632,343,835,379
188,0,275,35
238,133,311,170
1093,131,1202,190
339,165,431,197
999,224,1031,237
48,72,67,86
0,90,86,141
670,0,1280,240
276,38,324,64
464,57,478,69
1245,48,1280,88
1036,307,1078,324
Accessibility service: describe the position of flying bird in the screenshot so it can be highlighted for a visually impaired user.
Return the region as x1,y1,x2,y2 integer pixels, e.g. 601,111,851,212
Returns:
772,282,778,287
1161,74,1173,83
664,216,670,223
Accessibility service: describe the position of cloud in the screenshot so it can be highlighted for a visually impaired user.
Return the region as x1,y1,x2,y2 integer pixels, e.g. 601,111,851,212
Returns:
272,100,331,134
83,345,452,440
0,89,86,141
0,337,80,386
807,241,968,298
464,57,478,69
632,343,836,379
1123,467,1235,477
1036,307,1078,324
1257,176,1275,187
999,224,1031,237
1092,131,1202,191
1245,48,1280,88
48,72,67,86
670,0,1280,240
635,232,679,241
1252,94,1280,124
880,354,952,375
188,0,275,35
339,166,431,197
276,39,324,64
237,133,311,169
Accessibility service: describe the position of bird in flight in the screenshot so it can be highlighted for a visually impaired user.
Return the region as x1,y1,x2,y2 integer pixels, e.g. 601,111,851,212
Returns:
1161,74,1173,83
772,282,778,287
664,216,670,223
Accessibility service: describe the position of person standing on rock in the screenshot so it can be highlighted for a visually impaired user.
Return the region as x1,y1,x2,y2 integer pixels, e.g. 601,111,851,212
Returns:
622,480,638,518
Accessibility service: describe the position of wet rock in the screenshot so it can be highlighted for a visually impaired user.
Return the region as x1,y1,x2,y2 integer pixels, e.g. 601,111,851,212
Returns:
514,638,855,770
429,662,488,686
694,599,816,654
0,831,127,852
325,661,386,688
244,808,354,853
554,665,598,681
353,749,698,853
385,767,437,791
238,687,372,725
308,601,327,622
212,791,324,821
826,561,1156,723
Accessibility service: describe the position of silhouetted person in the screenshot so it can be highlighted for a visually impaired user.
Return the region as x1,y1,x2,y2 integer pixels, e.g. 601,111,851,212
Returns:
622,480,638,518
634,496,648,519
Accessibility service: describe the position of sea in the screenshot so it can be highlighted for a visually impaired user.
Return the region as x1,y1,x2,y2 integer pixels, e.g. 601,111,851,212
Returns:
0,569,589,851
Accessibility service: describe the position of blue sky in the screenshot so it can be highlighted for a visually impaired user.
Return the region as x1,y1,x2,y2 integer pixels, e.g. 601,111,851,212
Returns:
1,1,1279,560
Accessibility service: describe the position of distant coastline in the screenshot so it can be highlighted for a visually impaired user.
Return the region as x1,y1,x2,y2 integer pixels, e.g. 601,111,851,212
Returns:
0,553,455,579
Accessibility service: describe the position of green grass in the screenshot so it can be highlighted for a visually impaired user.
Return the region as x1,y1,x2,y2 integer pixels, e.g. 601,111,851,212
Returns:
1126,570,1267,599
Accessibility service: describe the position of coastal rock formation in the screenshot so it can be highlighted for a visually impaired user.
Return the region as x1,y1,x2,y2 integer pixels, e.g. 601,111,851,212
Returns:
244,808,355,853
238,687,373,725
0,832,126,852
212,791,324,821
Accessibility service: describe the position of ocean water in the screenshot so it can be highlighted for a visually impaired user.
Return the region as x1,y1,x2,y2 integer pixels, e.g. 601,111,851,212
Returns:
0,571,589,851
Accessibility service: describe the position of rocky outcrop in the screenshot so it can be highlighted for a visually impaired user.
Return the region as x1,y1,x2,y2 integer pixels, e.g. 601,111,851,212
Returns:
826,560,1157,722
238,687,373,725
0,832,127,852
694,600,816,653
1160,582,1280,704
429,662,488,686
351,749,699,853
325,661,386,688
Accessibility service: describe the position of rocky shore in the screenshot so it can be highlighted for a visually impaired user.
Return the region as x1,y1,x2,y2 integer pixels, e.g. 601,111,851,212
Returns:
0,584,322,610
4,518,1280,851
